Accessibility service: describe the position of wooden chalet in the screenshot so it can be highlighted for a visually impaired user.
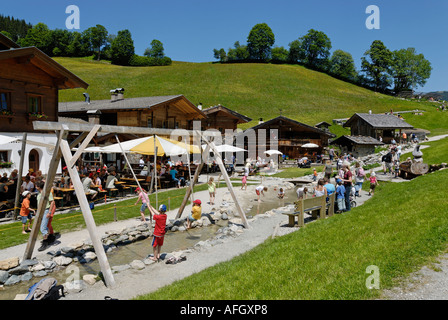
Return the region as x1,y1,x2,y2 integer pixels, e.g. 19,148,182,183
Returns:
246,116,335,160
0,33,88,174
200,104,252,132
0,34,89,133
330,135,384,158
343,113,414,144
59,94,207,131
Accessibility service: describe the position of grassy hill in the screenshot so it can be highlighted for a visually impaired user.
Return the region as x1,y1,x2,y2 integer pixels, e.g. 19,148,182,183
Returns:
55,58,446,135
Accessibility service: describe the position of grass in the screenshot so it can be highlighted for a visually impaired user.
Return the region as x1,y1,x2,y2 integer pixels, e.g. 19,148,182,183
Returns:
137,168,448,300
271,167,318,178
135,138,448,300
54,58,443,132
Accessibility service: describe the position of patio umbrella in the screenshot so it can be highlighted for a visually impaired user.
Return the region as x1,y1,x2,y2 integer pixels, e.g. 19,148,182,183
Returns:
264,150,283,156
301,143,319,148
201,144,246,153
129,135,188,156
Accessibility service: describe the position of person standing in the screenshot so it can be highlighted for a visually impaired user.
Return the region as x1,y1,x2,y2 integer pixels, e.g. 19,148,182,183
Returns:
354,162,365,197
335,179,346,213
134,187,151,222
20,191,34,235
341,162,353,212
208,177,216,205
36,181,56,251
148,204,167,262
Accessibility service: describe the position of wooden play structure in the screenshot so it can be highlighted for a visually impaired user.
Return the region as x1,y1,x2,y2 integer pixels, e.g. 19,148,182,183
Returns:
24,121,249,288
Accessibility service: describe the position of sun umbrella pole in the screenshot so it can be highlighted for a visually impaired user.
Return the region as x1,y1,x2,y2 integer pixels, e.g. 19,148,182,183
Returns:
184,136,194,202
154,135,158,208
115,135,143,192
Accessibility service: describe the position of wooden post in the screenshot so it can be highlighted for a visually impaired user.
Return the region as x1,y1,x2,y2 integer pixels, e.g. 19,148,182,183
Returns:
299,199,305,227
319,196,326,220
200,132,249,228
59,135,115,288
14,133,27,220
23,130,65,260
114,135,143,192
175,143,211,220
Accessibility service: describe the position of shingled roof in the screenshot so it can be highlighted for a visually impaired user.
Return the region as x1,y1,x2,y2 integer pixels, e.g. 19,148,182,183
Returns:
344,113,414,130
330,135,384,146
59,95,207,118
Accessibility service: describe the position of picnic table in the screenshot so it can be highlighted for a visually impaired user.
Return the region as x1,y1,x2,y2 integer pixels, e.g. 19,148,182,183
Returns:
53,187,75,207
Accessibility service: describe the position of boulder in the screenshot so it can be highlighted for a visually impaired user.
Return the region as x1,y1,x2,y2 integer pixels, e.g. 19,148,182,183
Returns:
4,275,21,286
0,270,9,284
53,256,73,266
0,257,19,271
8,265,30,275
130,260,145,270
20,272,33,282
20,259,39,267
83,274,97,285
33,270,47,278
83,252,97,263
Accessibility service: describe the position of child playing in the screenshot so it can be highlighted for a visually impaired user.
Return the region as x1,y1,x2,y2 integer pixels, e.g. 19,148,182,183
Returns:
394,160,400,178
20,191,35,234
187,199,202,229
148,204,167,261
241,175,247,191
277,187,285,199
313,168,318,182
134,187,151,222
255,185,268,202
336,179,346,213
208,177,216,205
368,171,379,196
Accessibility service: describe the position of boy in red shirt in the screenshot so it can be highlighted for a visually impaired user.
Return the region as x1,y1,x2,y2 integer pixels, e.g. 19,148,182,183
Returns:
148,204,167,261
20,191,35,234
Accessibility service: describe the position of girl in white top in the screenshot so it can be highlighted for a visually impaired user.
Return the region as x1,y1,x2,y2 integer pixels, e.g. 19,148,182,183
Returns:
255,185,268,202
314,179,327,198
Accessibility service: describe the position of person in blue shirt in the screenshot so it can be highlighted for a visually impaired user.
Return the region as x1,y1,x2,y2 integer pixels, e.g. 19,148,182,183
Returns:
169,166,184,188
323,177,335,202
335,179,346,213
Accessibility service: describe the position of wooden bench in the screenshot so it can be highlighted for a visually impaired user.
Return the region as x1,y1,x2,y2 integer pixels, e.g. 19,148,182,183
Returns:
326,193,336,217
283,193,336,227
283,196,326,227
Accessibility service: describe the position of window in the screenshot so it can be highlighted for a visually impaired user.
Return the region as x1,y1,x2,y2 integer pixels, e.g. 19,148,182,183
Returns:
27,95,42,114
0,151,8,162
0,92,11,112
147,116,153,128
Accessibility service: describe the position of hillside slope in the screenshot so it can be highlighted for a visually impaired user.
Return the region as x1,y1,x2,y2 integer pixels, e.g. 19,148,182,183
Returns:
56,58,440,132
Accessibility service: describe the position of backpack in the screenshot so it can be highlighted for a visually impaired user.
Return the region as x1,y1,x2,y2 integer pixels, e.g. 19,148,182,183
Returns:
357,168,365,177
382,153,392,163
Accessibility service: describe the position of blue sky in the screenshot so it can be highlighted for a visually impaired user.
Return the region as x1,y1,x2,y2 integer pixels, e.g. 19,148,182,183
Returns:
2,0,447,92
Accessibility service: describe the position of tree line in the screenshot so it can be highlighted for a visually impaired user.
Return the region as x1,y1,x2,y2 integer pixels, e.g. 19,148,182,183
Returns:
0,15,32,41
213,23,432,94
0,18,171,67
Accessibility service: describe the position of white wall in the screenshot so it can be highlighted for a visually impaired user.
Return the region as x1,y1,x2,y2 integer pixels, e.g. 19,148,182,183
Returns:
0,132,61,176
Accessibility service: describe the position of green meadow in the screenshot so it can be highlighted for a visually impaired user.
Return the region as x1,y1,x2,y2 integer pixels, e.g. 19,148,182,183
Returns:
55,58,445,135
137,137,448,300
